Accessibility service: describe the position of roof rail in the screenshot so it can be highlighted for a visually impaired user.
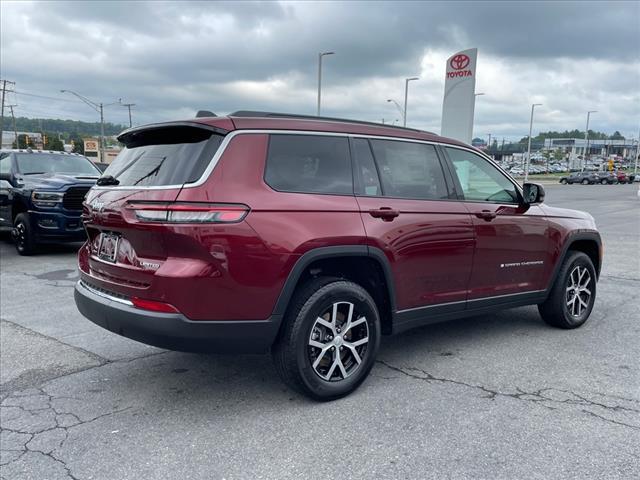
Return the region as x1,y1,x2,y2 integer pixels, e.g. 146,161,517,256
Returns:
229,111,436,135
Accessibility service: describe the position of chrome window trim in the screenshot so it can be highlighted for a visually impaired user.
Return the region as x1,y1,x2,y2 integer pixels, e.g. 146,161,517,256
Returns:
91,129,521,194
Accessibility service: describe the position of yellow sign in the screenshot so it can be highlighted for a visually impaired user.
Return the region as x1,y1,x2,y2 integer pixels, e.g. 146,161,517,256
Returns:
608,159,614,171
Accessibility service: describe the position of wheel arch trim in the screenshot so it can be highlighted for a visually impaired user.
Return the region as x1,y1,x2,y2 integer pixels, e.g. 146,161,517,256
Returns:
546,231,602,295
271,245,397,317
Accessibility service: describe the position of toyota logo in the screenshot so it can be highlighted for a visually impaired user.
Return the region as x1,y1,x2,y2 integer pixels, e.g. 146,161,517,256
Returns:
450,54,470,70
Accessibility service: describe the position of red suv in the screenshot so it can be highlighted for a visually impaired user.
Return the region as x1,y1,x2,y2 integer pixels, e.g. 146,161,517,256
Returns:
75,111,602,400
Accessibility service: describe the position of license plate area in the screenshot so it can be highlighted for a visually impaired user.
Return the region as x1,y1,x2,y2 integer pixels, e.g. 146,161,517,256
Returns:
97,232,120,263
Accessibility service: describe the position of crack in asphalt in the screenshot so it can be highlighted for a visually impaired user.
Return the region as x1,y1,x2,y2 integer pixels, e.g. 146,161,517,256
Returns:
377,360,640,430
1,387,132,478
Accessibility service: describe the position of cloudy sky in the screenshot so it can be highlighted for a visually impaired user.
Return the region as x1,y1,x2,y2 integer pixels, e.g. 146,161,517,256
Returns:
1,0,639,140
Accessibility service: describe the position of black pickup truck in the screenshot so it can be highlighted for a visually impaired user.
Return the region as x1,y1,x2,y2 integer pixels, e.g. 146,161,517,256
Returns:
0,149,100,254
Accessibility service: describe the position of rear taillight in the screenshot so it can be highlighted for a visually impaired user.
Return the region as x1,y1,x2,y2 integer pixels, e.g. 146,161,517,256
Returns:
127,202,249,224
131,297,179,313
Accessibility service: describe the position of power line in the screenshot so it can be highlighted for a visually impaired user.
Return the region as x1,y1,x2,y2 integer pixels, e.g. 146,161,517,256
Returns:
13,90,85,103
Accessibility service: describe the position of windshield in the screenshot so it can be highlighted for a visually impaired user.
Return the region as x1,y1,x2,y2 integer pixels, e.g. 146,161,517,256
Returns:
16,153,101,176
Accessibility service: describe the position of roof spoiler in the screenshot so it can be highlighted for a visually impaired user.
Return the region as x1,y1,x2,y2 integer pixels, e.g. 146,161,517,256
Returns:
196,110,217,118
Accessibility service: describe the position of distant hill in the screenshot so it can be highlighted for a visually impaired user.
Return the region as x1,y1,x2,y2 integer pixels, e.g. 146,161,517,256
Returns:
10,116,127,137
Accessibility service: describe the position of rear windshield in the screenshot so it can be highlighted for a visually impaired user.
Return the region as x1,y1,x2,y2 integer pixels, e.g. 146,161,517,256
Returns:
103,126,224,187
16,153,100,176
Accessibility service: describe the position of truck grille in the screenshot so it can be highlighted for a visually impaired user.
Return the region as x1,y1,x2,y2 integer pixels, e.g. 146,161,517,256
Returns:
63,187,91,211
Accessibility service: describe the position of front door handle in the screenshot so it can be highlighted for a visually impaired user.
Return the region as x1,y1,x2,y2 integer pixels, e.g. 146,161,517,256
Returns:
475,210,497,221
369,207,400,222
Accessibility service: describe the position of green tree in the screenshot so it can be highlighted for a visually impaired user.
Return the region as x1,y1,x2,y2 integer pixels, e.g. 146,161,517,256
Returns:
12,134,31,149
43,133,64,151
609,131,625,140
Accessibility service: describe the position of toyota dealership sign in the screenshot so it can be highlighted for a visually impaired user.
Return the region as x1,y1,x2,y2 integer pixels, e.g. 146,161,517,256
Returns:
441,48,478,143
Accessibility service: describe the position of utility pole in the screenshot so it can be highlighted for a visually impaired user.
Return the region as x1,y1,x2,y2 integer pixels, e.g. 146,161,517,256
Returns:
122,103,135,127
60,90,120,162
0,79,16,148
8,105,18,146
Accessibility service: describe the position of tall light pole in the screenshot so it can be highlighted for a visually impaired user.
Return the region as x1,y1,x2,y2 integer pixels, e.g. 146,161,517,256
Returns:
61,90,120,161
583,110,597,172
525,103,542,182
317,51,334,116
472,93,485,139
403,77,419,127
486,133,492,151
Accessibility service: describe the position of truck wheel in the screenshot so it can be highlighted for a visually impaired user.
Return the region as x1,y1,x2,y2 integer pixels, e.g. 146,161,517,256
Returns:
560,179,568,185
538,251,596,329
600,178,607,185
582,179,589,185
272,278,381,401
12,213,37,255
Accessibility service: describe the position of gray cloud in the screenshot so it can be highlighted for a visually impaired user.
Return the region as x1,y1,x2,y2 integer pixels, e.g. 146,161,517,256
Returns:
1,0,638,139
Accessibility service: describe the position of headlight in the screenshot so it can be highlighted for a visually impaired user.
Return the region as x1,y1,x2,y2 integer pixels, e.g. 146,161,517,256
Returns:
32,191,64,207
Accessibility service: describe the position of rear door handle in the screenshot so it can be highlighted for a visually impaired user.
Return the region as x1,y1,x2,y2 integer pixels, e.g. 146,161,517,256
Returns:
475,210,497,221
369,207,400,222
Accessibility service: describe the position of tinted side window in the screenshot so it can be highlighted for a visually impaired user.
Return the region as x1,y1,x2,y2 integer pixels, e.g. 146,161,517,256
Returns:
369,140,449,200
265,135,352,195
352,138,382,196
446,147,518,203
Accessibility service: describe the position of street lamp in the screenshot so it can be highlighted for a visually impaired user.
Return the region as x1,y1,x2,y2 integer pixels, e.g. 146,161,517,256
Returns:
317,51,335,116
583,110,597,172
525,103,542,182
387,99,404,120
486,133,492,151
403,77,419,127
60,90,120,161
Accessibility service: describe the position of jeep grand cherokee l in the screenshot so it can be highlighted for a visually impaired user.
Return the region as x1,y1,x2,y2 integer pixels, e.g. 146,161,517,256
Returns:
74,111,602,400
0,149,100,254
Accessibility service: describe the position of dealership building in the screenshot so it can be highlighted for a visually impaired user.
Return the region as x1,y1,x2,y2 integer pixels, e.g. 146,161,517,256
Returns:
547,138,638,159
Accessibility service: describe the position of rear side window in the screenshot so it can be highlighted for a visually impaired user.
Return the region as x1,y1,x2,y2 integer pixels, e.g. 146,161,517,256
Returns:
369,140,449,200
104,126,224,187
265,134,352,195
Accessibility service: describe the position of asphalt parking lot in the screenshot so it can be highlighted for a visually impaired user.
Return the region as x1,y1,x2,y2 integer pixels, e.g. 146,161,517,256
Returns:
1,183,639,480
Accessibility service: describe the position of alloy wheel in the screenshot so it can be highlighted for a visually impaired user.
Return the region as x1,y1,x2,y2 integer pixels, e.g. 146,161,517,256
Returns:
308,301,369,382
565,265,592,317
14,222,26,251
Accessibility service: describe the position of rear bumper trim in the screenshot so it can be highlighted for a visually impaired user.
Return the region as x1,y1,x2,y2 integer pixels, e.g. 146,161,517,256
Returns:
78,279,133,306
74,281,282,353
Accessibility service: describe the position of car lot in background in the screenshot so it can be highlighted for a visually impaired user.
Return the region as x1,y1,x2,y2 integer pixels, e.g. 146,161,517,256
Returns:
559,171,600,184
1,184,637,479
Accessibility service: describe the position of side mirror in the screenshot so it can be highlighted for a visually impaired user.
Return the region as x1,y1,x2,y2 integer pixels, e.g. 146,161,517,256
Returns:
522,183,545,205
0,173,13,186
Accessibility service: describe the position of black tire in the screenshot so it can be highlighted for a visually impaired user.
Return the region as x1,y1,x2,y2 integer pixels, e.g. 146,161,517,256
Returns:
560,179,568,185
581,179,589,185
538,251,596,329
600,178,607,185
12,213,37,255
272,277,381,401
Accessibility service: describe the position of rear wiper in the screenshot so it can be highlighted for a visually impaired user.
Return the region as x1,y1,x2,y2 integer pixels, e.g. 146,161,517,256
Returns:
96,175,120,186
